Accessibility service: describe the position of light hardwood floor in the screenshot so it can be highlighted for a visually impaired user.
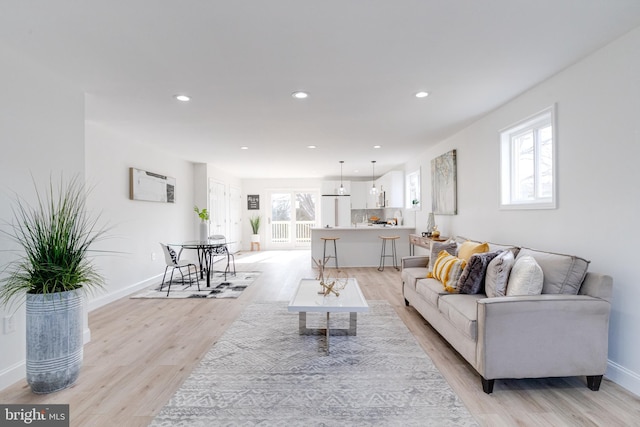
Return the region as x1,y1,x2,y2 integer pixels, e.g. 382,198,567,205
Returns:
1,250,638,426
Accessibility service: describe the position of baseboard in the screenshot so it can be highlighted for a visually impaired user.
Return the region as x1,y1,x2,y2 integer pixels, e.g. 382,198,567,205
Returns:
0,361,25,391
606,359,640,397
87,274,163,312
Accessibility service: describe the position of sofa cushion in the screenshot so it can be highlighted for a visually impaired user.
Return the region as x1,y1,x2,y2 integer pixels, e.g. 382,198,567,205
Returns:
485,250,515,298
416,278,448,308
438,294,484,341
458,251,500,294
507,255,544,296
402,267,428,292
429,250,467,293
428,241,458,273
516,248,590,295
457,241,490,262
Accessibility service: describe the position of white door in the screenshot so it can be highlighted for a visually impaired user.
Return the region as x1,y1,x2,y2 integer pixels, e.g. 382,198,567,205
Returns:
209,179,227,237
268,190,319,249
228,185,242,252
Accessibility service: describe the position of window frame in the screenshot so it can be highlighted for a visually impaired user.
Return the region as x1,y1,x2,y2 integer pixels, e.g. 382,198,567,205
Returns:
499,105,557,210
405,168,421,210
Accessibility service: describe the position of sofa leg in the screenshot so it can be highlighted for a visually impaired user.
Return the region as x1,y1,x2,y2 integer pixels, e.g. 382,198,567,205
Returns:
481,377,494,394
587,375,603,391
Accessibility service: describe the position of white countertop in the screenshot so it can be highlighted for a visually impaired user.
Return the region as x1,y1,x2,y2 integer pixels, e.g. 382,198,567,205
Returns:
312,225,415,230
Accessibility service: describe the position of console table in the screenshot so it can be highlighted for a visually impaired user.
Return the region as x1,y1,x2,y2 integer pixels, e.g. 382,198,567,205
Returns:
409,233,448,256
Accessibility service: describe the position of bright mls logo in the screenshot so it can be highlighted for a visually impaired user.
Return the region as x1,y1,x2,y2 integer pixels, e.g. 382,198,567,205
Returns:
1,404,69,426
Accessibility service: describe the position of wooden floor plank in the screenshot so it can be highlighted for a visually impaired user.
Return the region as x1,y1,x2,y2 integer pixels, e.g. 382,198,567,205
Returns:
0,250,638,426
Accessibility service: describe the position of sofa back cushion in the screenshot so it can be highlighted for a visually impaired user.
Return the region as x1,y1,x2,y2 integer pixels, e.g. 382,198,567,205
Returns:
516,248,589,295
429,250,467,293
485,250,515,298
457,251,501,294
506,255,544,296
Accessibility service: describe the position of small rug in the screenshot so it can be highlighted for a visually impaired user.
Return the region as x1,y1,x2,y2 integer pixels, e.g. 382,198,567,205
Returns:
150,301,478,426
131,271,260,299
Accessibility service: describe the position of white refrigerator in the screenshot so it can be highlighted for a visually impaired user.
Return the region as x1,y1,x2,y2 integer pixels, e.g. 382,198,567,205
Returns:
321,195,351,227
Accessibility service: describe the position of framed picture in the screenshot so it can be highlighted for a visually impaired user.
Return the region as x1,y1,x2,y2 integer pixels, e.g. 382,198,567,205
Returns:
129,167,175,203
431,149,457,215
247,194,260,210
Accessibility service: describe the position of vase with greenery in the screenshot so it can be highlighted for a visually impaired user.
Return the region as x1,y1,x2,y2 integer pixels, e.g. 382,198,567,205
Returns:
0,176,107,394
194,206,210,241
249,215,261,244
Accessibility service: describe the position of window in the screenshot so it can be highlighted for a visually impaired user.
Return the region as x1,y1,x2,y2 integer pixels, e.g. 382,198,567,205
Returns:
500,105,556,209
406,169,421,209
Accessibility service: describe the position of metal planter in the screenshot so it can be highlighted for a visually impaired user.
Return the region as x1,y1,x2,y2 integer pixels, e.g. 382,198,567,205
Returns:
26,289,83,394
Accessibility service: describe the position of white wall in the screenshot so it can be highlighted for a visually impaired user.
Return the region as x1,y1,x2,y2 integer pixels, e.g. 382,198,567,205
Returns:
0,43,85,389
407,27,640,395
84,122,196,310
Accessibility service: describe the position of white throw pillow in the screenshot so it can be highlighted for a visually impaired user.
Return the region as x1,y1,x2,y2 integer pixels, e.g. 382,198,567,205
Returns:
485,250,515,298
507,255,544,296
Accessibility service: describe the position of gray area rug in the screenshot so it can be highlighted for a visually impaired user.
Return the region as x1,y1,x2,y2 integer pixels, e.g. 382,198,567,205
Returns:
131,271,260,299
150,301,478,426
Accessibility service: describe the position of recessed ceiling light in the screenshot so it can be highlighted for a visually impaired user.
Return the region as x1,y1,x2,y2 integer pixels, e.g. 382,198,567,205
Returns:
307,145,317,149
292,91,309,99
175,94,190,102
373,145,382,149
415,91,429,98
240,146,249,150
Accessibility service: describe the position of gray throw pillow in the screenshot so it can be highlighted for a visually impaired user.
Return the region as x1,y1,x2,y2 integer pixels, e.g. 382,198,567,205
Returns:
485,250,515,298
457,251,500,294
428,241,458,272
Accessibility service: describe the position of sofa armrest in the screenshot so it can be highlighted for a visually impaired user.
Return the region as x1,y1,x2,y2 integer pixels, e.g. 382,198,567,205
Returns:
476,295,611,381
401,256,429,269
579,272,613,303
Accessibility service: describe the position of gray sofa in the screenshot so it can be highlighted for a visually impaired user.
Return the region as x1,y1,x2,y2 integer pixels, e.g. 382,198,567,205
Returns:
401,238,613,394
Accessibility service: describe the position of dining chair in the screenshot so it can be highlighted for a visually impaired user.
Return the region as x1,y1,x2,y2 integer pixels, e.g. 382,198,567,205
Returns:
159,243,200,296
207,235,236,278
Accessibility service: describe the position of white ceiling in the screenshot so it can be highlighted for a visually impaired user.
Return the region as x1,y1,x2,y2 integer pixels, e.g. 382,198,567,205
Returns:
2,1,640,179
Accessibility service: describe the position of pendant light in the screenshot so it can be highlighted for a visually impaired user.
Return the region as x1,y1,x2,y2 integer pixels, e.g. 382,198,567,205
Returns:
338,161,346,195
370,160,378,195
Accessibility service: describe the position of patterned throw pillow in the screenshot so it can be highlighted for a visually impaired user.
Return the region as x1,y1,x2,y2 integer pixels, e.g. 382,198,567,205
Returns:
485,250,515,298
457,241,490,262
428,241,458,273
457,251,500,294
430,250,467,293
167,247,178,264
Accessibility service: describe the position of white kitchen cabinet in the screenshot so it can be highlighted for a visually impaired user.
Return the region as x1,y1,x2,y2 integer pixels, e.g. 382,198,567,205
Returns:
376,171,404,207
350,181,367,209
351,181,379,209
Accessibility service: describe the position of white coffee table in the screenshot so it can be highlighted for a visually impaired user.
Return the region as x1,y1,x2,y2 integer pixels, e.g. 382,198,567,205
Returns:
288,278,369,353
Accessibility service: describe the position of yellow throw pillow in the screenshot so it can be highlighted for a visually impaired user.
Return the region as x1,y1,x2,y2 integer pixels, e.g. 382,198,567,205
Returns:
430,250,467,293
457,241,490,262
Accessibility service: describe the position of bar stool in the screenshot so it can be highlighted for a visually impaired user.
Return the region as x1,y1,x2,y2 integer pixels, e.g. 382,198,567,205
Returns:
321,237,340,268
378,235,400,271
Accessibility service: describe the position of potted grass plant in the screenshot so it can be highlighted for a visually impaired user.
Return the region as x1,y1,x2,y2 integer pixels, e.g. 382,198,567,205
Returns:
0,176,107,394
249,215,261,246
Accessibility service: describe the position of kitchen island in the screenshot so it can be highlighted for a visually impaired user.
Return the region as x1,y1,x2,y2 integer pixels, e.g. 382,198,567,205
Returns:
311,226,415,268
